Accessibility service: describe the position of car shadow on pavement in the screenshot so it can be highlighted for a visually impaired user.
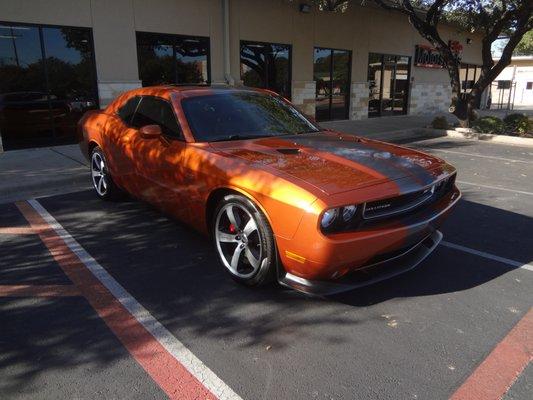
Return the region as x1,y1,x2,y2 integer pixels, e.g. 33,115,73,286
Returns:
333,196,532,306
1,190,531,395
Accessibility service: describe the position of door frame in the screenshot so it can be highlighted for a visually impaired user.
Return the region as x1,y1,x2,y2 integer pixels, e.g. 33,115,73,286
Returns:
367,52,411,118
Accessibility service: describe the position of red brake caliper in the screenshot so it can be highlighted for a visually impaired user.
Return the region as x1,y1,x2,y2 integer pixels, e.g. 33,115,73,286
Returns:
229,223,237,233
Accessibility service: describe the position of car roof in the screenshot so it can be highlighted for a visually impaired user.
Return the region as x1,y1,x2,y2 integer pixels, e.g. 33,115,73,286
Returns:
127,84,273,99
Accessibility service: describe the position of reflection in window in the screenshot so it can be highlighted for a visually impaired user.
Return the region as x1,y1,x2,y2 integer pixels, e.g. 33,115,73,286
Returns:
313,47,351,121
240,41,291,99
367,53,411,117
0,23,98,150
136,32,209,86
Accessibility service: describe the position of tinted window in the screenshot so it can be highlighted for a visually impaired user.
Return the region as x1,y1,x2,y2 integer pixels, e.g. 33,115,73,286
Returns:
527,82,532,90
0,23,97,150
240,41,291,98
117,96,140,124
136,32,209,86
182,92,318,142
131,97,181,138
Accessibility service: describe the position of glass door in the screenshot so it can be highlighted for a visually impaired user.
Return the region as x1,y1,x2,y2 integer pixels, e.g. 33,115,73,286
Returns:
367,53,411,117
313,47,351,121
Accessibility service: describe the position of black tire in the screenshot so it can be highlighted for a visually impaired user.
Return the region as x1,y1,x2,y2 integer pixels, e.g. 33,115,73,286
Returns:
212,194,277,286
90,146,123,200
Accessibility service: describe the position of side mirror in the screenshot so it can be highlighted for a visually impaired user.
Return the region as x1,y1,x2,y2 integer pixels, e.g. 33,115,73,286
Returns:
139,124,162,139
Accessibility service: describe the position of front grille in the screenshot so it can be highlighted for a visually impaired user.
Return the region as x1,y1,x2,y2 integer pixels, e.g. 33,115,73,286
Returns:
362,174,455,220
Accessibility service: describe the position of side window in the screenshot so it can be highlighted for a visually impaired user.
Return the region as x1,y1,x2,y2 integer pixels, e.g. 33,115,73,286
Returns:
131,97,182,138
117,96,141,125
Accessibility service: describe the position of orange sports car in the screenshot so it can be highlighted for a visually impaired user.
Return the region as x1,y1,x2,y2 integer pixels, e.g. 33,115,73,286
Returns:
79,85,460,295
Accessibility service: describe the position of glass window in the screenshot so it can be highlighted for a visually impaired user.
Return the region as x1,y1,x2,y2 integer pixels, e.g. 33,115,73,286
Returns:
136,32,209,86
497,80,511,89
367,53,382,117
313,47,351,121
461,63,480,92
367,53,411,117
0,23,98,150
240,41,291,99
526,82,532,90
117,96,141,125
181,91,318,142
131,97,181,138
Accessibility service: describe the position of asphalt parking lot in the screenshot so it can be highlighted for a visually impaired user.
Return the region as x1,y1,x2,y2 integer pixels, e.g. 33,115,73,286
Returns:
1,136,532,399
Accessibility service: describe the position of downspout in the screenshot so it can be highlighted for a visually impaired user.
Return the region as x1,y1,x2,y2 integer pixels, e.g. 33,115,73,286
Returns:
222,0,235,85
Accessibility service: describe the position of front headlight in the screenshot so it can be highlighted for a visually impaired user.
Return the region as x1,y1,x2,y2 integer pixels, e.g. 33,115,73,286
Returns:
321,208,339,228
342,205,357,221
320,204,359,232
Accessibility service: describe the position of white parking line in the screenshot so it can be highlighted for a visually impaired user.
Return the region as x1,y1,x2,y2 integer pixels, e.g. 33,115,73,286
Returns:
423,148,533,164
441,241,533,272
456,180,533,196
28,199,242,400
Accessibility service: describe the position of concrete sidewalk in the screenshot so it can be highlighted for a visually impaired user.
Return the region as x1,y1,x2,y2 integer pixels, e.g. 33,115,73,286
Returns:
319,114,455,141
0,145,91,204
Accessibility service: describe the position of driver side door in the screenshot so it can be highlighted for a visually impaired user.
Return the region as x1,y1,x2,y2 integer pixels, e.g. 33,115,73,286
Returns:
129,96,189,215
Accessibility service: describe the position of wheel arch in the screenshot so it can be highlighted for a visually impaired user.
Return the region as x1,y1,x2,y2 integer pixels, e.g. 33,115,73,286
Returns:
88,140,101,157
205,186,274,234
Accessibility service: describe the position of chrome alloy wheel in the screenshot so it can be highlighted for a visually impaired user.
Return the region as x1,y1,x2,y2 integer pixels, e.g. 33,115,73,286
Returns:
215,203,263,278
91,151,108,196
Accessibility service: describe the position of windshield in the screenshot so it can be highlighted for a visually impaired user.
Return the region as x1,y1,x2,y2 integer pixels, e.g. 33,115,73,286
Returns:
181,91,320,142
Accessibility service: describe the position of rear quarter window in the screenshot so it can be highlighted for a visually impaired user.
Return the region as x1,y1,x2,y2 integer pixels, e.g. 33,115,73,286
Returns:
117,96,141,125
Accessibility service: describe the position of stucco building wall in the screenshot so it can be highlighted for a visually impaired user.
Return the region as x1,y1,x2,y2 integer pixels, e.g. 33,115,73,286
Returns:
0,0,483,115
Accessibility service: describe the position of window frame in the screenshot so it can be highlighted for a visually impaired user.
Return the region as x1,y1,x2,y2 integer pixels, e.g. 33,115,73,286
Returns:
130,95,184,141
240,39,292,99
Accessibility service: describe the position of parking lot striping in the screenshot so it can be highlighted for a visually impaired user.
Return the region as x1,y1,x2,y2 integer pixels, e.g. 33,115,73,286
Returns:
419,148,533,165
0,284,82,297
456,180,533,196
0,226,37,235
441,241,533,272
450,307,533,400
16,199,242,400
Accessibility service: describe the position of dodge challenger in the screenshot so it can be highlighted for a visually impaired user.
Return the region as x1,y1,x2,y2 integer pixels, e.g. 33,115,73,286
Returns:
79,85,460,295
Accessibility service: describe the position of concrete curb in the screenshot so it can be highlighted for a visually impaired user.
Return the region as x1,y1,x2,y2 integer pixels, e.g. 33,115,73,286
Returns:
415,128,533,147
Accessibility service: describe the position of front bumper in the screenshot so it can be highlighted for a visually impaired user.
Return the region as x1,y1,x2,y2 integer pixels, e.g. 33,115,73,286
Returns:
275,185,460,287
278,229,443,296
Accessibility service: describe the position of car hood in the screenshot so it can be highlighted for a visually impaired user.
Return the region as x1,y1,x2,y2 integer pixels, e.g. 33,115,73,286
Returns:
211,132,449,195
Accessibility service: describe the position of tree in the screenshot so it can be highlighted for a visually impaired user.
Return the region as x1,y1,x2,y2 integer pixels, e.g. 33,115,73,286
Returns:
311,0,533,127
514,30,533,55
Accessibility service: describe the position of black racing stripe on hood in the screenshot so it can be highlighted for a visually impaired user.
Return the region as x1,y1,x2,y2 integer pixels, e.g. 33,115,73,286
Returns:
286,134,436,192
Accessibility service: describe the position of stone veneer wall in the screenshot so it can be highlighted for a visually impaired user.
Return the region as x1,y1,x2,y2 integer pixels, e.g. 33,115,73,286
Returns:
349,82,369,120
291,81,316,117
98,81,143,108
409,82,452,115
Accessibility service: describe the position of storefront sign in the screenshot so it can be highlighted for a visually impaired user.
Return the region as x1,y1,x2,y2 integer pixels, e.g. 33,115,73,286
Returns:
414,45,444,68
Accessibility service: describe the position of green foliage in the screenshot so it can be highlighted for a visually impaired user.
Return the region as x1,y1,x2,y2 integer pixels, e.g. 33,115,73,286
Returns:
514,30,533,56
472,116,505,134
431,116,449,129
503,113,533,135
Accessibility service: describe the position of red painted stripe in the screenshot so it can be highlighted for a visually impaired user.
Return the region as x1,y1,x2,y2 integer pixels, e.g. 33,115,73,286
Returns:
0,226,37,235
16,201,217,400
0,284,81,297
450,307,533,400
